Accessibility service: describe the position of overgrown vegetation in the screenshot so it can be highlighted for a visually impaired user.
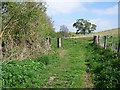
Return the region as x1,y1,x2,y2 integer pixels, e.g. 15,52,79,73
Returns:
1,2,55,61
86,44,120,88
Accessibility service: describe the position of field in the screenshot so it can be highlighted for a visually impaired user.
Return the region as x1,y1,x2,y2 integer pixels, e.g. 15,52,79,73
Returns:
94,28,118,36
2,37,120,88
74,28,118,37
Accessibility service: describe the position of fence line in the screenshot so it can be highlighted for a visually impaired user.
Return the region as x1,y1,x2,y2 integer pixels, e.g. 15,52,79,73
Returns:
93,35,119,53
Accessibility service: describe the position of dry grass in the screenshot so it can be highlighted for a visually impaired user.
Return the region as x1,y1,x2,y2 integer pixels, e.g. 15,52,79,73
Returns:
70,28,119,38
94,28,118,36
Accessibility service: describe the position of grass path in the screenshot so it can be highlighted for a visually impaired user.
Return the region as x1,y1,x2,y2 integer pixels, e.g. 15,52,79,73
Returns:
41,38,94,88
2,37,94,88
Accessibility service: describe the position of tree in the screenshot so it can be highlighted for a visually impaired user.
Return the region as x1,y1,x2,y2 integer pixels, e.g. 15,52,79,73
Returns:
73,19,97,35
59,25,69,37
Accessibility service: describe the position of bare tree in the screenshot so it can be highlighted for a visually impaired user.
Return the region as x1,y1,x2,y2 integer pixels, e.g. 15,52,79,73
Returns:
59,25,69,37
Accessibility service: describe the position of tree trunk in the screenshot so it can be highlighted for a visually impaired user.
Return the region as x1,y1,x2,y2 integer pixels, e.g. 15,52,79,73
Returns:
84,32,85,35
83,29,86,35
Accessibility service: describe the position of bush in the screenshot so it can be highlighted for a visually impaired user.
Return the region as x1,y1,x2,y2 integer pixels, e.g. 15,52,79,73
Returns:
88,45,120,88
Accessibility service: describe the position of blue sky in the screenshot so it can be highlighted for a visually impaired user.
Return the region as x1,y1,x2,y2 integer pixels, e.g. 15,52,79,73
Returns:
44,0,119,32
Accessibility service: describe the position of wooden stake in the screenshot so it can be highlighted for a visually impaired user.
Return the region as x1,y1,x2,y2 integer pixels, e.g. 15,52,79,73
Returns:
93,35,97,44
57,38,62,48
104,36,107,49
98,35,101,45
0,40,2,60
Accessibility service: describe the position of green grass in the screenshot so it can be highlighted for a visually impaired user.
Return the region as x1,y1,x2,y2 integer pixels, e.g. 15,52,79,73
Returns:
2,37,94,88
42,38,93,88
2,37,119,88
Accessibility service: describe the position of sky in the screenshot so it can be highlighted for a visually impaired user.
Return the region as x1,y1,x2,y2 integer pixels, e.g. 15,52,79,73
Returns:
43,0,119,32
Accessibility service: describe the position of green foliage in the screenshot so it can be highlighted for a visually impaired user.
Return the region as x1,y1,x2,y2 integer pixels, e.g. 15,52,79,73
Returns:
35,55,49,65
88,45,120,88
1,2,55,60
73,19,97,35
2,59,46,88
2,38,92,88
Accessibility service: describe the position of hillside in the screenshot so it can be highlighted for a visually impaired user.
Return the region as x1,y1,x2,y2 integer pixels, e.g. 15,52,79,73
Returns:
94,28,118,36
72,28,118,38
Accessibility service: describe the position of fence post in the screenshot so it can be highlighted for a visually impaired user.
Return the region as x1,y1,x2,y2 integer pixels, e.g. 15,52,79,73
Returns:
93,35,97,44
104,36,107,49
49,38,51,45
57,38,62,48
0,40,2,60
118,39,120,58
110,36,113,49
98,35,101,45
46,37,51,46
45,37,51,53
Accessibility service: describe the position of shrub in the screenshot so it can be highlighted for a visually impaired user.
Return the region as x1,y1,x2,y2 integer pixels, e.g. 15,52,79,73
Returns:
88,45,120,88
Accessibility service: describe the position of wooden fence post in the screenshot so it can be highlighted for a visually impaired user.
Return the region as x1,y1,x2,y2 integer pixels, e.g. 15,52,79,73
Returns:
46,37,51,46
57,38,62,48
118,28,120,53
0,40,2,60
93,35,97,44
98,35,101,45
45,37,51,53
108,36,112,48
104,36,107,49
118,39,120,58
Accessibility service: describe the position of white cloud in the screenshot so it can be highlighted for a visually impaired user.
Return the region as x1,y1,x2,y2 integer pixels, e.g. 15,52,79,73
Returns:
45,0,86,16
43,0,119,2
92,5,118,15
45,0,118,16
90,18,117,32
